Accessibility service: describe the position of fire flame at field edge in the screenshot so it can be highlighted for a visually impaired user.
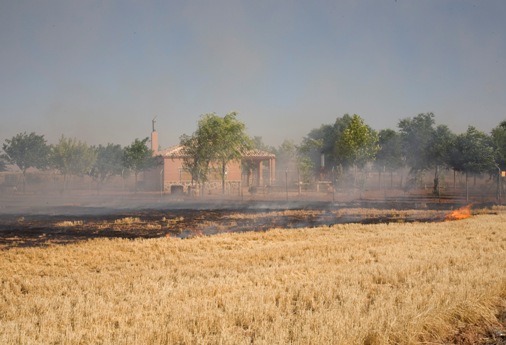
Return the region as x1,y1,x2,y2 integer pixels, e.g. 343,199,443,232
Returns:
445,204,473,221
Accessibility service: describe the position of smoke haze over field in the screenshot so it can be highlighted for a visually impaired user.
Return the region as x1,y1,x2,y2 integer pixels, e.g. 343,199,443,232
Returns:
1,1,506,148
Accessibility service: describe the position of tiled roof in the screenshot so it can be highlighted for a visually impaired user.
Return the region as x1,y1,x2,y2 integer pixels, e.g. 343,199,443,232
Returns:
158,145,275,159
242,149,276,159
158,145,186,158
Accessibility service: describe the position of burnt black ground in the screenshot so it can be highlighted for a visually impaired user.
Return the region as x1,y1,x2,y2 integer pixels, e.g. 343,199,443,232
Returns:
1,189,500,249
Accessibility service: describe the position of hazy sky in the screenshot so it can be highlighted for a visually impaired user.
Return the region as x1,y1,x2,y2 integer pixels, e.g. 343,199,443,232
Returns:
1,0,505,148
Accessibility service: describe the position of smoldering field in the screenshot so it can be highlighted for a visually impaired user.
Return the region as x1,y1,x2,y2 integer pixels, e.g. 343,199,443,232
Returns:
1,204,506,344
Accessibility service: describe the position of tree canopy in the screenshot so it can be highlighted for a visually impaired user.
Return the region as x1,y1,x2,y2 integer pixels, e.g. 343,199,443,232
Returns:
180,112,252,194
123,137,158,192
2,132,50,173
491,121,506,170
335,114,379,169
398,112,436,173
51,135,97,191
299,114,354,174
449,126,496,175
2,132,51,192
375,129,403,173
89,143,124,191
398,113,457,194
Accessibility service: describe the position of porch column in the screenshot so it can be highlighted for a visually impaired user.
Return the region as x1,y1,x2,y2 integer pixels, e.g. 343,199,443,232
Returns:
269,158,275,185
257,161,263,186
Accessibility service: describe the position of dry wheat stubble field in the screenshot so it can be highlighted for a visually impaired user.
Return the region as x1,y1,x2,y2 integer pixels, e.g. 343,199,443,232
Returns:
1,205,506,344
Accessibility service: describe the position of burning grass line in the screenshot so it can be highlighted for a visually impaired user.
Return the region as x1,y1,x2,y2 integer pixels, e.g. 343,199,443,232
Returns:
445,204,473,221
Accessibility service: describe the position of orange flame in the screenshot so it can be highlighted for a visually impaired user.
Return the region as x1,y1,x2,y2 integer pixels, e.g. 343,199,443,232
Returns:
445,204,473,221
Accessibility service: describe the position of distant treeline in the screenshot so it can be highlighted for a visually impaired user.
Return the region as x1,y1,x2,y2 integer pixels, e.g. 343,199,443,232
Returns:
1,112,506,198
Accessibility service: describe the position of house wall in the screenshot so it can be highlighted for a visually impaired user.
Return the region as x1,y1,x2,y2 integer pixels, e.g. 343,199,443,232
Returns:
163,157,187,183
161,157,242,193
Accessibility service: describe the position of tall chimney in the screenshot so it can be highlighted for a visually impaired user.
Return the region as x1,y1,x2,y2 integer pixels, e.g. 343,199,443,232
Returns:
151,116,158,155
151,130,158,155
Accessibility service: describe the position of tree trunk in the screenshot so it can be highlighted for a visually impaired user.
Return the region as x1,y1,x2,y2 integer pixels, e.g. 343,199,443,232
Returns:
465,171,469,202
433,165,440,197
22,170,27,193
221,162,226,195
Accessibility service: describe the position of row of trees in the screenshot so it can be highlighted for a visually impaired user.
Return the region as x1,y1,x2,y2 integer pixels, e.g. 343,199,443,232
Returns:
2,112,505,198
1,134,158,192
292,113,506,197
177,111,506,199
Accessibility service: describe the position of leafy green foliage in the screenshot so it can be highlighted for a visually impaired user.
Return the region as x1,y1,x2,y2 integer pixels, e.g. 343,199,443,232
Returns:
51,135,97,190
299,115,353,174
89,143,124,190
180,112,252,193
2,132,50,173
449,126,496,175
398,113,460,194
427,125,455,167
2,132,51,192
180,133,211,187
212,112,253,192
375,129,403,172
491,121,506,170
427,125,456,195
398,113,436,172
123,137,158,191
335,114,379,169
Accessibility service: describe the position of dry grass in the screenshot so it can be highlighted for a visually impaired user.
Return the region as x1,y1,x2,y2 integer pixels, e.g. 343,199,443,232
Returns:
1,207,506,344
54,220,84,227
113,216,142,225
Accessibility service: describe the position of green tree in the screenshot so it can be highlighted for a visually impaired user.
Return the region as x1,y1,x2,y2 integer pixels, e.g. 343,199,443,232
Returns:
51,135,97,191
2,132,51,192
299,114,354,178
398,113,457,195
398,113,436,173
89,143,124,192
210,113,252,194
426,125,456,196
180,133,212,191
299,124,331,175
491,120,506,171
448,126,496,201
374,129,404,188
335,114,379,169
491,121,506,199
333,115,378,190
123,137,158,192
180,112,252,194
